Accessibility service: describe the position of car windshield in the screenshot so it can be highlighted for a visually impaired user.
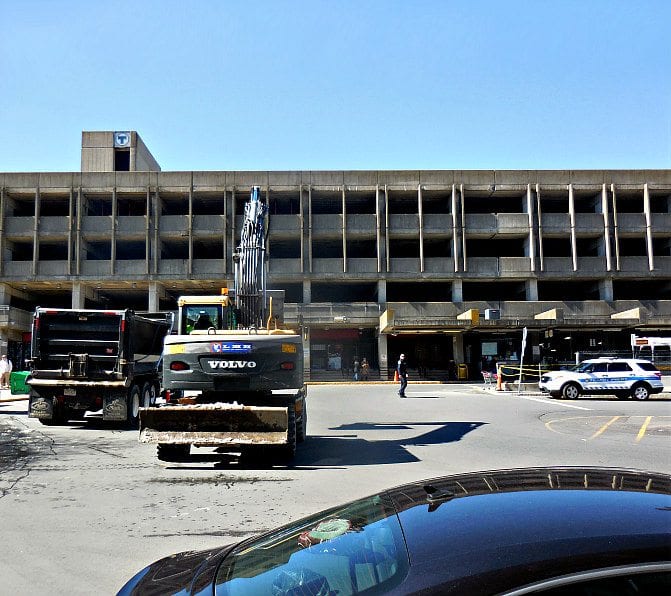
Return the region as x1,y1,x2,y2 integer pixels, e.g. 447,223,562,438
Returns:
215,494,408,596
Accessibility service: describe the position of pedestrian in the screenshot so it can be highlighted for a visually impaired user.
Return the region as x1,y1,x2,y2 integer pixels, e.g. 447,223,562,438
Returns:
397,353,408,397
353,358,360,381
361,358,370,381
0,354,12,389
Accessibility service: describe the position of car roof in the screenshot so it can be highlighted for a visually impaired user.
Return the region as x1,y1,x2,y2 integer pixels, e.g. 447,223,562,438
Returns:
386,467,671,593
583,357,651,363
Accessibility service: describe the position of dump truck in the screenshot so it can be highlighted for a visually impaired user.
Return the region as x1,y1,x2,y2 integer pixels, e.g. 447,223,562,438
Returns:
27,308,174,426
139,187,307,461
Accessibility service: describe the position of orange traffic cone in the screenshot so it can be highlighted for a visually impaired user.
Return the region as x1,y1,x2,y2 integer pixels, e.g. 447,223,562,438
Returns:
393,370,399,382
496,366,503,391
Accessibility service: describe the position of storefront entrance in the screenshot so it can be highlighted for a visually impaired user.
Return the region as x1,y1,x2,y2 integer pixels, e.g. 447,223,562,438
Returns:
386,334,455,380
310,328,377,377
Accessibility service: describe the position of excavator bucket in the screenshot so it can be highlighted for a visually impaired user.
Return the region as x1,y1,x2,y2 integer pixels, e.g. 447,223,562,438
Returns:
139,403,289,447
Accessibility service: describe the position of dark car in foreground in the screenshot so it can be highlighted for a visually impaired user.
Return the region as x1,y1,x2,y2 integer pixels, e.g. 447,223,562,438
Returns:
118,467,671,595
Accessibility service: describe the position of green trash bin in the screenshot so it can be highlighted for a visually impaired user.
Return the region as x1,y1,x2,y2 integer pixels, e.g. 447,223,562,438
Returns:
10,370,30,395
457,363,468,380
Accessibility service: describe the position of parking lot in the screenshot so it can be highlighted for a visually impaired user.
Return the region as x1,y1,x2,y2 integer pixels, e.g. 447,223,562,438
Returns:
1,382,670,594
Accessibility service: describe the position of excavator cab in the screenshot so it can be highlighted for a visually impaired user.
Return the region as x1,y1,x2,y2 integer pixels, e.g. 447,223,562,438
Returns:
179,296,238,334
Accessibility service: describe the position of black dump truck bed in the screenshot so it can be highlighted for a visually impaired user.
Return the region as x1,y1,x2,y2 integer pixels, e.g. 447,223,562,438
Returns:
31,308,172,380
28,308,174,425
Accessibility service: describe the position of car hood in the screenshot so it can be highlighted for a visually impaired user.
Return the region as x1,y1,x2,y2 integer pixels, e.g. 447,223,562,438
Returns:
117,544,235,595
541,370,569,378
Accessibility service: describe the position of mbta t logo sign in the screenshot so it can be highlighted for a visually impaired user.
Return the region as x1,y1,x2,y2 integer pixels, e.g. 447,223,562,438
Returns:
114,131,130,147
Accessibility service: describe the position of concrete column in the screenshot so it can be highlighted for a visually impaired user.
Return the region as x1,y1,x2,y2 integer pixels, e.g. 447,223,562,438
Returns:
75,186,83,276
568,184,578,271
452,279,463,302
452,334,465,364
526,184,536,271
0,283,10,305
536,184,544,272
307,186,313,274
303,279,311,303
599,278,614,301
148,282,160,312
383,185,390,273
377,332,389,380
342,188,347,273
611,184,621,271
302,328,311,381
71,282,86,309
187,180,193,276
377,279,386,304
111,187,117,275
33,188,40,276
418,184,424,272
601,184,613,271
526,279,539,301
460,184,467,272
375,185,383,273
644,183,654,271
150,187,159,275
299,185,306,275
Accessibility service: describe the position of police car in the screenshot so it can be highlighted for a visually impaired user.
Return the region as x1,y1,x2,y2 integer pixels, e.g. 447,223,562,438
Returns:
539,357,664,400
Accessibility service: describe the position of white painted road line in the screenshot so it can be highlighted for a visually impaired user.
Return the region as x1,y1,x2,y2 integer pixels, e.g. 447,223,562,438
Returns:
504,394,592,410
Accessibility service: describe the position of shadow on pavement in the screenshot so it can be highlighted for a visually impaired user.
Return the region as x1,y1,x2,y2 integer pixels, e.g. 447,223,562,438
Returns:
162,421,486,470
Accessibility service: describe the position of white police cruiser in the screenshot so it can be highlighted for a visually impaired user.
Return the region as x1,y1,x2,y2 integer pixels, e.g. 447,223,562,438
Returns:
539,357,664,400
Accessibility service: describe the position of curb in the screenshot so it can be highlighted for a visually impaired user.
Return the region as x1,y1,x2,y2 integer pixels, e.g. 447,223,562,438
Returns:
0,395,29,403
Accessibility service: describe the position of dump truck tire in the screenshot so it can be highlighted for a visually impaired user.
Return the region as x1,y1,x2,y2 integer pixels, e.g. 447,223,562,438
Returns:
127,384,142,428
141,382,155,409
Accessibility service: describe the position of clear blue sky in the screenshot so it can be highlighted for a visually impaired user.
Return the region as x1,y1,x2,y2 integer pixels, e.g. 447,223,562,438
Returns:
1,0,669,172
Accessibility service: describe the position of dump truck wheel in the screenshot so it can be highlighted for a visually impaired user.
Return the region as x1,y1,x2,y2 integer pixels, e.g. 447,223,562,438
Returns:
126,384,141,428
297,400,307,443
157,444,190,462
141,383,155,409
